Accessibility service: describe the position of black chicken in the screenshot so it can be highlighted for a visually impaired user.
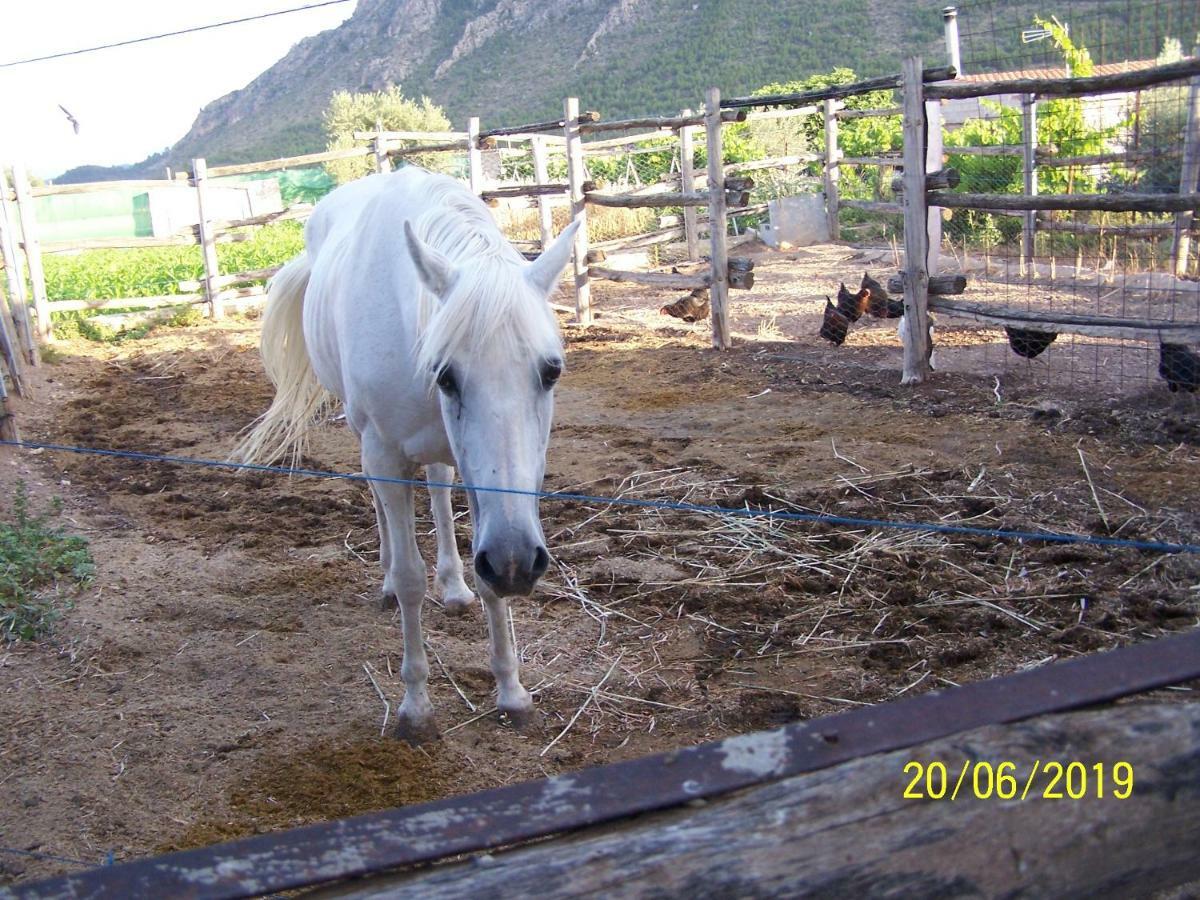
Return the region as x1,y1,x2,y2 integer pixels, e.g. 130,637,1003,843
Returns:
819,298,850,346
1005,327,1058,360
860,271,888,304
836,282,870,322
1159,343,1200,393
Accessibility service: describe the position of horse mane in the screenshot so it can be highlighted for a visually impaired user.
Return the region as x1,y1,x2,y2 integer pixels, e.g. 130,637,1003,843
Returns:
409,174,562,376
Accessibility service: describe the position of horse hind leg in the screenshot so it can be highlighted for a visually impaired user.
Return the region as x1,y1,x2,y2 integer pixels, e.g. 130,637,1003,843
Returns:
426,463,475,615
363,434,438,743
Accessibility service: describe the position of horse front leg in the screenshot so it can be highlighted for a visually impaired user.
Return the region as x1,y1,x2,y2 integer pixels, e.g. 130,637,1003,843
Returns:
425,463,476,615
479,584,535,728
363,436,437,743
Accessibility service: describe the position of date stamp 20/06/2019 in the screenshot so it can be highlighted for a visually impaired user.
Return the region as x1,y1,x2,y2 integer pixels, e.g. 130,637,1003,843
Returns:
902,760,1134,801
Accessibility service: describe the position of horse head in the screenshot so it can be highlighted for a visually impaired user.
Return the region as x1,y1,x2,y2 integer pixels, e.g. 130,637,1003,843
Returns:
405,219,579,597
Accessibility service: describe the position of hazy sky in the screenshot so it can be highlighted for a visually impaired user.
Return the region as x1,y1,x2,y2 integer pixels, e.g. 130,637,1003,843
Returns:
0,1,358,179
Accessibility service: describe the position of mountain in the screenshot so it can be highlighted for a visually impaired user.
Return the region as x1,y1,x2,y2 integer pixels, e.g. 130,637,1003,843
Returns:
58,0,947,181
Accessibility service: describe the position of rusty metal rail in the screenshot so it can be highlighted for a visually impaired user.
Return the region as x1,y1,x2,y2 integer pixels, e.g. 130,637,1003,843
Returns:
7,629,1200,900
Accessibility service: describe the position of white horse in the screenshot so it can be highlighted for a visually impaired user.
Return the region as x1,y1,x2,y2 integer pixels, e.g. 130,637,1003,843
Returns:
236,167,579,742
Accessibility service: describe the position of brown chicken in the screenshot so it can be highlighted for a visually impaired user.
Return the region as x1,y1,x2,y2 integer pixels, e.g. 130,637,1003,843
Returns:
836,282,870,322
861,271,903,318
660,288,710,322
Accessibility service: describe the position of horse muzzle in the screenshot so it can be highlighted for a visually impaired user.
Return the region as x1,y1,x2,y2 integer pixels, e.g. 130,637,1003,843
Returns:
474,541,551,597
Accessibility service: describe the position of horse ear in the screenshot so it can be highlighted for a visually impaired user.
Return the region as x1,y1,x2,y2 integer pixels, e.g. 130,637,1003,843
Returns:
525,219,580,296
405,221,456,298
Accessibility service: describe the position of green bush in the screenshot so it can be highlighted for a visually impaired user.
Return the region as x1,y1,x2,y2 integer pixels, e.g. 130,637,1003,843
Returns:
0,482,93,642
323,86,454,184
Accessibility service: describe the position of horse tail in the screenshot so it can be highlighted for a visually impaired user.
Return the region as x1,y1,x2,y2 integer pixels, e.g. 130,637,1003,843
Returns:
233,253,329,467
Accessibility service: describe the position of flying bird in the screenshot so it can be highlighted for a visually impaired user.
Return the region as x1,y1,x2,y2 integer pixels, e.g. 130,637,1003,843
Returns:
58,104,80,134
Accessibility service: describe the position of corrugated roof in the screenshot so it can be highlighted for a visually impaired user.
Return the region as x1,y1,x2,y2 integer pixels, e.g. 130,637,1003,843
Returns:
958,58,1158,83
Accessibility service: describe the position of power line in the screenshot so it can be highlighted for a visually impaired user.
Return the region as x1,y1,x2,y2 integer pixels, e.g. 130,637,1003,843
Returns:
0,0,355,69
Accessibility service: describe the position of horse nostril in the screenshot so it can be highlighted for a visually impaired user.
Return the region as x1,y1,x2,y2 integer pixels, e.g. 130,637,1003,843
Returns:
531,546,550,579
474,551,499,587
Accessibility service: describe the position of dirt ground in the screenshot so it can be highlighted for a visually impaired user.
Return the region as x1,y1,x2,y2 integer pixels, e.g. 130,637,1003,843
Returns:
2,241,1199,886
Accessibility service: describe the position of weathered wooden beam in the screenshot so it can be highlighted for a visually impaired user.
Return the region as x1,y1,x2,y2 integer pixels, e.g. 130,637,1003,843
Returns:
46,294,204,313
578,110,744,135
891,168,959,193
585,190,709,208
10,163,52,341
28,179,171,198
1035,218,1176,236
728,256,755,290
840,155,904,167
944,144,1032,157
564,98,592,325
178,266,280,292
352,130,467,142
1174,43,1200,277
387,140,470,157
887,273,967,295
333,704,1200,900
836,105,903,119
927,55,1200,101
706,87,731,350
679,110,700,261
587,267,711,289
929,297,1200,341
530,136,555,251
580,130,673,152
478,111,600,140
900,56,932,385
929,191,1200,213
1038,148,1159,168
725,154,822,174
839,199,903,214
479,183,579,202
823,98,841,240
722,65,957,110
204,147,370,178
0,167,38,366
742,105,819,121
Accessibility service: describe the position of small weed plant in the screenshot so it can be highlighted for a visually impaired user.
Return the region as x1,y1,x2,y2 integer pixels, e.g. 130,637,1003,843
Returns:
0,482,94,641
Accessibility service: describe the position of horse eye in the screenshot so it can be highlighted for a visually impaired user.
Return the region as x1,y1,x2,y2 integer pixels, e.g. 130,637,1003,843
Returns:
540,360,563,389
435,366,458,395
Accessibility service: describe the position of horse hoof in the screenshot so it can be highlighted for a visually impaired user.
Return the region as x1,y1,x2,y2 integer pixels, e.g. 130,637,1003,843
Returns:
443,595,476,617
498,704,538,731
379,592,398,611
392,711,440,745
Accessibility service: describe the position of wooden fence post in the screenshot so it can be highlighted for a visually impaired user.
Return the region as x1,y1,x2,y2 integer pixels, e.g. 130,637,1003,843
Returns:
191,158,223,320
563,98,592,324
925,97,944,275
530,135,554,251
467,117,484,195
943,6,961,75
900,56,932,385
0,167,38,367
1173,43,1200,278
373,122,392,175
705,87,731,349
10,163,52,342
1020,94,1038,274
679,109,700,260
823,98,842,241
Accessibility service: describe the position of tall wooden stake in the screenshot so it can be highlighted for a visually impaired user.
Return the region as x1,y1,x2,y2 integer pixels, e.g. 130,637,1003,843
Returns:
0,167,37,366
530,135,554,251
823,99,842,241
705,87,731,349
1020,94,1038,274
192,158,223,320
373,119,392,175
563,98,592,325
10,163,52,342
1173,44,1200,278
679,109,700,260
900,56,932,385
467,117,484,195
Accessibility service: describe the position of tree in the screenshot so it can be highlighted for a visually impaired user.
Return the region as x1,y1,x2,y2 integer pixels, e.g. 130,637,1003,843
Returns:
323,86,454,184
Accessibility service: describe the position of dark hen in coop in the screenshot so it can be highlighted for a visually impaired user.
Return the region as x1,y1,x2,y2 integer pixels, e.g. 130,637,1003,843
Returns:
819,298,851,346
836,283,870,322
1005,327,1058,359
1159,343,1200,393
860,271,903,318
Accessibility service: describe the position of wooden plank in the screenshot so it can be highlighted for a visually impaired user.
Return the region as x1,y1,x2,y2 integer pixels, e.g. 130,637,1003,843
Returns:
210,204,313,233
1021,95,1038,272
1039,148,1158,168
900,56,932,385
839,155,904,167
722,66,957,110
725,154,821,174
387,140,469,157
585,191,709,208
679,110,700,261
205,147,370,178
929,191,1200,213
0,167,37,366
1037,218,1176,236
742,105,819,121
46,294,204,313
479,111,599,140
581,130,673,152
588,267,710,289
927,56,1200,101
887,273,966,295
944,144,1029,157
823,99,841,240
578,110,744,136
352,130,467,142
1174,43,1200,277
11,163,52,342
372,126,391,175
27,179,171,198
178,266,280,292
836,105,903,119
928,297,1200,341
530,136,554,252
480,184,572,201
191,159,223,320
706,87,730,350
16,630,1200,900
563,98,592,325
324,704,1200,900
0,367,18,442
